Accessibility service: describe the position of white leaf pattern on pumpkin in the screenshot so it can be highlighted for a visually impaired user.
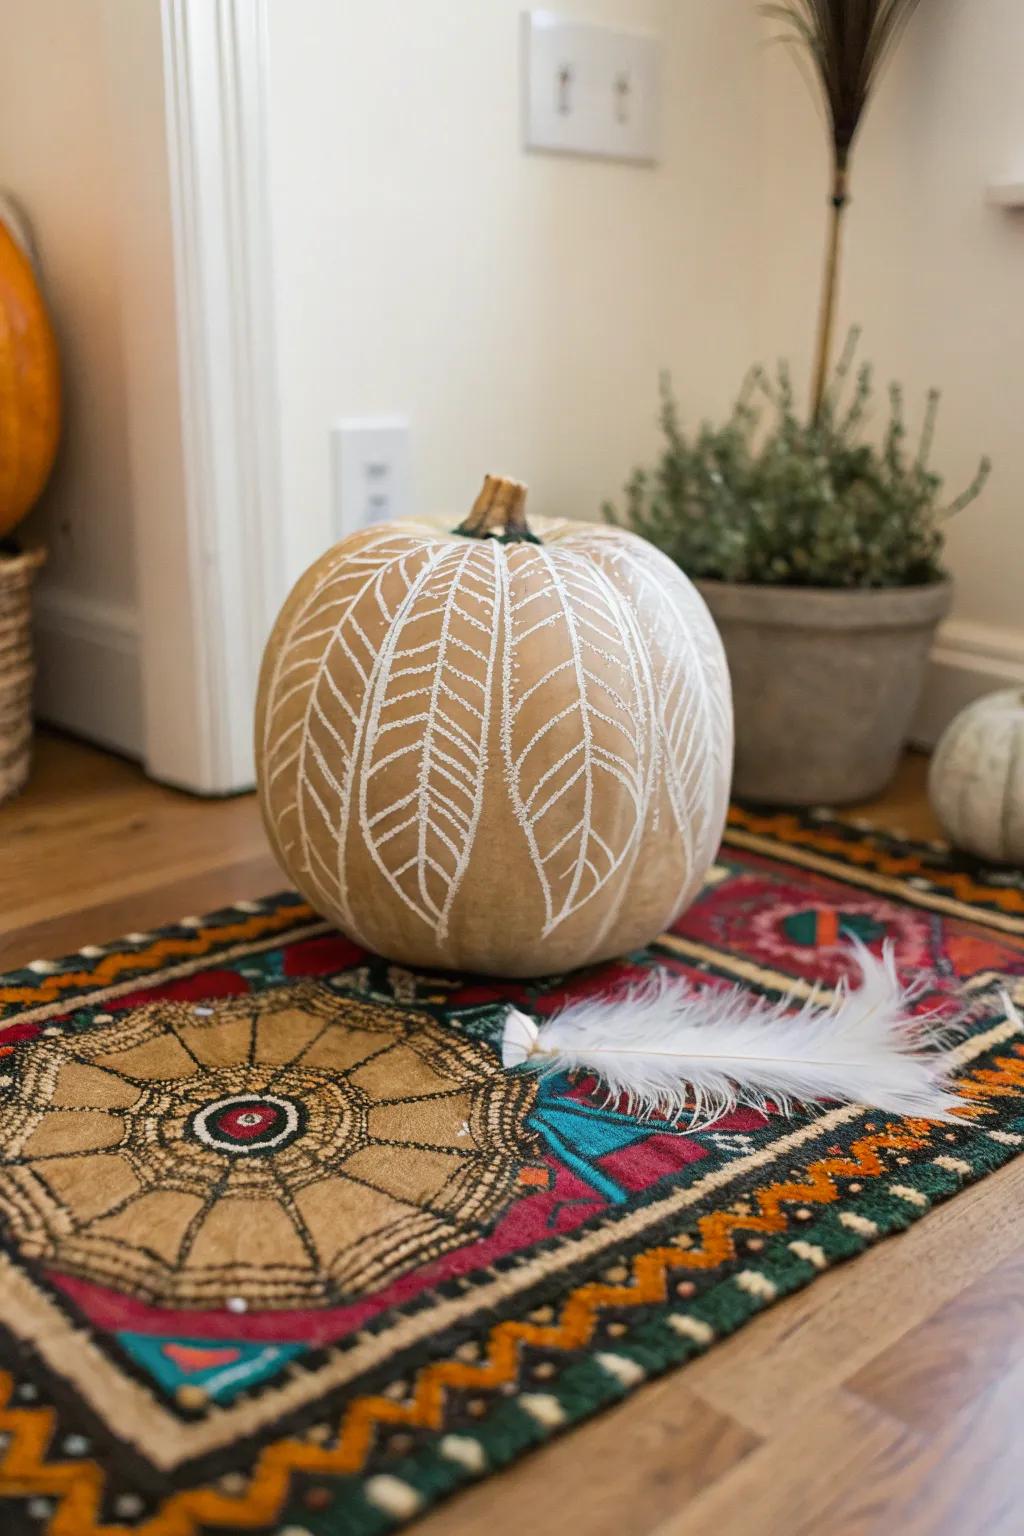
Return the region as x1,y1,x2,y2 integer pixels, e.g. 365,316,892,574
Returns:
500,543,656,937
358,540,502,937
561,528,733,918
260,534,445,938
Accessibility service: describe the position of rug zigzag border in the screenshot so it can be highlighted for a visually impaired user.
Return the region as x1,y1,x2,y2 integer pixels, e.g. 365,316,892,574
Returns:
725,806,1024,935
0,900,316,1013
1,1043,1021,1536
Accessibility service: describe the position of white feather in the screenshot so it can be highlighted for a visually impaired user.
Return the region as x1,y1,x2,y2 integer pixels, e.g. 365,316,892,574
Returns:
501,941,964,1130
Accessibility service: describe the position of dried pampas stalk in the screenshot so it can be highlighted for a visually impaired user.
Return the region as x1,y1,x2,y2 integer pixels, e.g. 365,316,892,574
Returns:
502,942,964,1131
762,0,923,415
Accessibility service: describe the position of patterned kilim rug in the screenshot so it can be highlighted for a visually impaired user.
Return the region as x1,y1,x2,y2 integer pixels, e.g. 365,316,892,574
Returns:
0,806,1022,1535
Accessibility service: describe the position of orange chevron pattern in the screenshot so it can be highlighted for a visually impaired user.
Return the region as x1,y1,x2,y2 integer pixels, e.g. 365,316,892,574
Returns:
1,1042,1020,1536
0,904,315,1010
726,806,1024,920
954,1045,1024,1116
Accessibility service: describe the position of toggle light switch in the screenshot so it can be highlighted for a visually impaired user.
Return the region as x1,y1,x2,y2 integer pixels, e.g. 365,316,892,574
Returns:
522,11,660,165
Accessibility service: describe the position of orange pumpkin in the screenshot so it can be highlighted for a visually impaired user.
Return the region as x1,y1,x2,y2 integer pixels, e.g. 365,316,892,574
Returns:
0,213,60,539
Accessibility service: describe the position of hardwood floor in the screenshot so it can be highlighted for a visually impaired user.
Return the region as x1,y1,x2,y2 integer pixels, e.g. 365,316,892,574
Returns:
0,730,276,968
1,731,1018,1536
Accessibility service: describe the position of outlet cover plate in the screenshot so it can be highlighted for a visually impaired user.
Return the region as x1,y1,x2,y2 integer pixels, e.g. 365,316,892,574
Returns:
330,415,412,540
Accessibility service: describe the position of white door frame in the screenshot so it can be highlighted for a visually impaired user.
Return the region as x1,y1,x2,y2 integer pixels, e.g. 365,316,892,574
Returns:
119,0,284,794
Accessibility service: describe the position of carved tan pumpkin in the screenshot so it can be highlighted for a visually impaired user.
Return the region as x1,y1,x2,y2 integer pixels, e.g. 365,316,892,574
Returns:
256,476,733,977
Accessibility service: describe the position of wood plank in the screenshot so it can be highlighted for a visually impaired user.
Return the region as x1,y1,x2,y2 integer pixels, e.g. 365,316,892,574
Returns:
0,733,272,965
685,1156,1024,1437
657,1367,1024,1536
846,1357,1024,1536
1,852,285,967
650,1389,914,1536
847,1247,1024,1433
412,1379,759,1536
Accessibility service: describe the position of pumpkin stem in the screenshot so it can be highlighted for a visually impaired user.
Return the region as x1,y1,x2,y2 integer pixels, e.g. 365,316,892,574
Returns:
454,475,540,543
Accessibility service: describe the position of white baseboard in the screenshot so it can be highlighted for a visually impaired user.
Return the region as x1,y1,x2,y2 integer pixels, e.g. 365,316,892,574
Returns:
913,619,1024,748
32,587,144,758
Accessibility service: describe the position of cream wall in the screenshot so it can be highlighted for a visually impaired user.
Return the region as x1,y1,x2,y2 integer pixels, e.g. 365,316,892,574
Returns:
2,0,1017,773
0,0,148,751
266,0,762,579
754,0,1024,723
0,0,136,610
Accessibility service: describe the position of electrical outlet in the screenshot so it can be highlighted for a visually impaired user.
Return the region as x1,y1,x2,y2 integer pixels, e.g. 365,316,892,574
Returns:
330,416,412,539
522,11,660,165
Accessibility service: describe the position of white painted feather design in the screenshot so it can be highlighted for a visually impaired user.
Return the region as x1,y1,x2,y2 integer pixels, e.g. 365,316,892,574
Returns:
500,542,657,938
502,942,963,1129
259,533,445,937
358,539,502,937
563,526,733,916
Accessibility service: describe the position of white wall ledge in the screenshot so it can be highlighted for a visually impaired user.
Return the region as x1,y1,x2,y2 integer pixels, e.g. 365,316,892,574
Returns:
987,180,1024,208
913,618,1024,747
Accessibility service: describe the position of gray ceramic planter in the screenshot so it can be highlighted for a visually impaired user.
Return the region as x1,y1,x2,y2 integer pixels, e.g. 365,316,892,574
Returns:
696,578,952,806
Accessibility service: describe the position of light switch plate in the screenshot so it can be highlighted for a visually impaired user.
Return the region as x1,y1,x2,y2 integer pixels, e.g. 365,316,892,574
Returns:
330,416,412,540
522,10,660,165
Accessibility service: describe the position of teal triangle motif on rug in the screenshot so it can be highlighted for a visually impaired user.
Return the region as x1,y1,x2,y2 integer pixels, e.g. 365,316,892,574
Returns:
116,1332,305,1404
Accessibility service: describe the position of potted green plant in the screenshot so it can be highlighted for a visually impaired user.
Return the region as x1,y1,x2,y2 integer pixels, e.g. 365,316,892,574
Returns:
606,343,988,803
605,0,992,805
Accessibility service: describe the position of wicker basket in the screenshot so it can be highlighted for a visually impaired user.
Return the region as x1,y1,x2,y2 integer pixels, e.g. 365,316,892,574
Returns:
0,546,45,804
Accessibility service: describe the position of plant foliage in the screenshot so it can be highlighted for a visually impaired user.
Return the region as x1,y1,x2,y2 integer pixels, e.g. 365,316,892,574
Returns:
604,331,990,590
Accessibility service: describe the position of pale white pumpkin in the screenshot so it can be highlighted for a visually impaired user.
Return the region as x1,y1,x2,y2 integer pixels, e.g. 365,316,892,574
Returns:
928,688,1024,864
256,476,733,977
